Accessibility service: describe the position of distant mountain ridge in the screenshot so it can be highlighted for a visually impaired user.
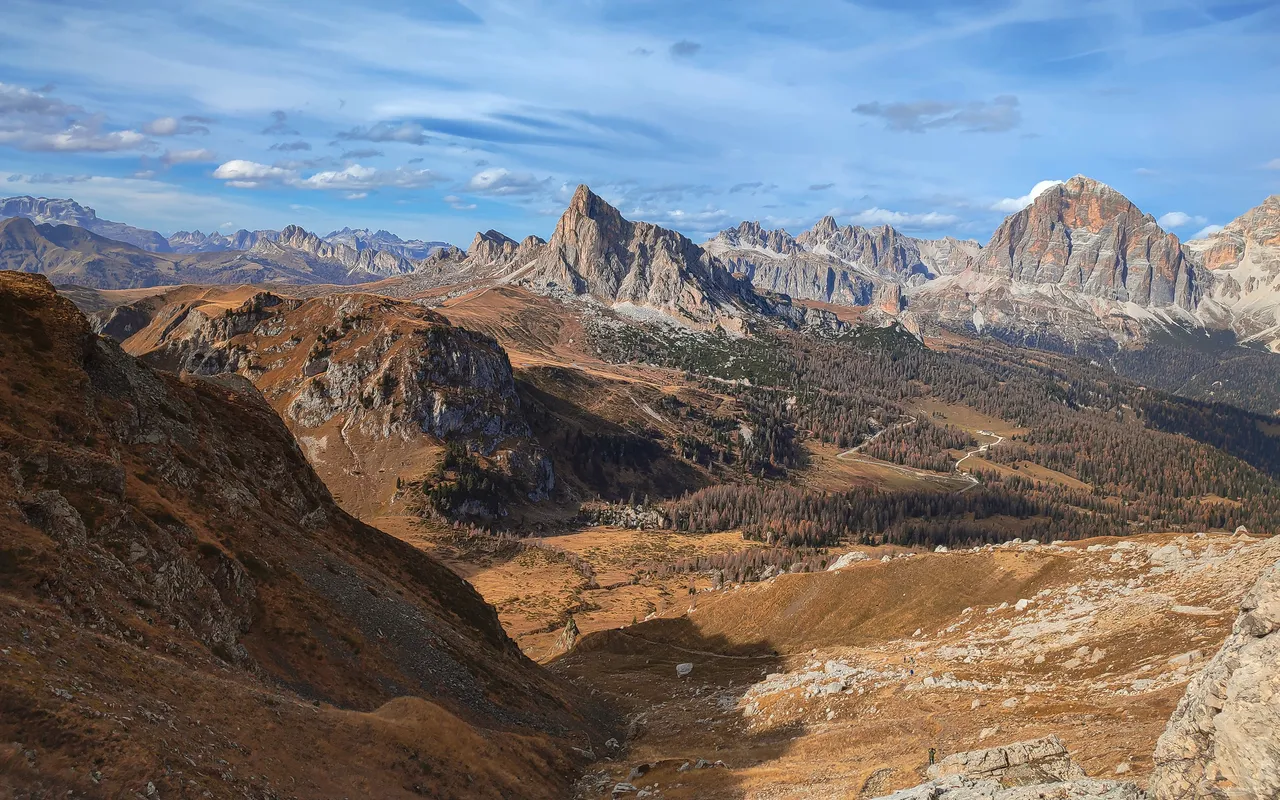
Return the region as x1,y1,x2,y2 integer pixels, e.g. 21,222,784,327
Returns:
0,194,457,260
0,195,173,252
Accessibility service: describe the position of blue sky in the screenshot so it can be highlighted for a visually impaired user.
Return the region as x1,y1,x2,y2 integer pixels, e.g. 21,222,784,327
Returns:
0,0,1277,246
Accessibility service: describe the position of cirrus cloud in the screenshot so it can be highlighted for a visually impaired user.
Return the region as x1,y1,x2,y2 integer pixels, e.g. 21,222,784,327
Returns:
854,95,1021,134
336,121,429,145
847,207,960,229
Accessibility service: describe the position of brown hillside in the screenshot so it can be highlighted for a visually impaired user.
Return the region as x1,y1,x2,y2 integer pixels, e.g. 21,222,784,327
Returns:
0,271,614,798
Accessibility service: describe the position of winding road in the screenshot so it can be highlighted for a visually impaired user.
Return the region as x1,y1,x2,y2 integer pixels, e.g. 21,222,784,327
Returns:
835,421,1004,492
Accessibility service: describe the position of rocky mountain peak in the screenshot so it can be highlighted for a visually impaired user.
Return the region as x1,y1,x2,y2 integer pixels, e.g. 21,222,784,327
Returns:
522,184,751,325
560,184,627,234
974,174,1197,309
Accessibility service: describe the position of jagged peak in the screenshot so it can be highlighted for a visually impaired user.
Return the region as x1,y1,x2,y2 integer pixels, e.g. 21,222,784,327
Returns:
561,184,625,228
473,229,517,247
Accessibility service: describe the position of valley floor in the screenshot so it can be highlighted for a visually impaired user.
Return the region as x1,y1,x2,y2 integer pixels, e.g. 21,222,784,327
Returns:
387,522,1277,799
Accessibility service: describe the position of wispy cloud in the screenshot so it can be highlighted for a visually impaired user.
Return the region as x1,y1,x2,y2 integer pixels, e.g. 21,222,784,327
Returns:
160,148,217,166
337,121,429,145
262,110,298,136
269,140,311,152
847,207,960,229
143,116,211,136
854,96,1021,133
670,40,701,57
1190,224,1224,240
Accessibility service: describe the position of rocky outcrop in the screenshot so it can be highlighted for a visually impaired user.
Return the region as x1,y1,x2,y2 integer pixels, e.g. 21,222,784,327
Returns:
1,194,172,251
1149,555,1280,799
126,290,556,507
523,185,756,325
1186,195,1280,351
927,736,1087,785
873,737,1138,800
973,176,1200,310
466,229,546,274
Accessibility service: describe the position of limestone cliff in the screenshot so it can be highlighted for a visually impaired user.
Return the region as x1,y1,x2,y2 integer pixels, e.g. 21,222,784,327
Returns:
1150,554,1280,799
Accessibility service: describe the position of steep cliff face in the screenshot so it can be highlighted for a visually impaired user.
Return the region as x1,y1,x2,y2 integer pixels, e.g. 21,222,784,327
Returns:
0,272,612,797
118,288,555,517
253,224,417,280
1150,552,1280,799
975,176,1200,309
1186,195,1280,351
466,229,546,274
524,185,755,325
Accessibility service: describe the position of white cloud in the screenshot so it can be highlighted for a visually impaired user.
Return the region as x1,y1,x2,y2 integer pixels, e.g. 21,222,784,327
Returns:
627,205,736,234
0,123,150,153
1266,158,1280,170
848,207,960,229
443,194,477,210
0,82,78,116
291,163,446,191
464,167,549,196
1189,224,1224,240
344,192,367,200
212,159,295,188
161,148,217,166
990,180,1064,213
1157,211,1207,229
143,115,210,136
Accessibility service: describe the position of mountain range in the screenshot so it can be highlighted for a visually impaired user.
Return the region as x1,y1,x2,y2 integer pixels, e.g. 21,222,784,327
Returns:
4,179,1279,355
0,195,453,258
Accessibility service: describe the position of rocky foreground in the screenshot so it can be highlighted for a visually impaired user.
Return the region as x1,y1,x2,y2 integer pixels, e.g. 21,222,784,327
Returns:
869,551,1280,800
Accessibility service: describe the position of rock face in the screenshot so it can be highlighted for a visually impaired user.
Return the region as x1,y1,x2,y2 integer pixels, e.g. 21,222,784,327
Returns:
0,272,612,796
252,224,417,280
167,227,277,253
524,185,756,325
1149,555,1280,799
322,226,452,260
973,176,1200,309
118,288,555,514
466,229,547,274
905,176,1211,354
0,194,172,251
705,217,981,308
927,736,1087,785
1186,195,1280,351
873,737,1138,800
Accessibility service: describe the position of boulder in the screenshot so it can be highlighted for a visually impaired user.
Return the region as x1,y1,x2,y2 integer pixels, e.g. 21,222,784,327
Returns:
927,736,1087,787
1149,556,1280,799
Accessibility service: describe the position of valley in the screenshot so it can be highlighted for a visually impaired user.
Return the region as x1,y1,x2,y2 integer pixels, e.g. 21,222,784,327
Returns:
2,175,1278,800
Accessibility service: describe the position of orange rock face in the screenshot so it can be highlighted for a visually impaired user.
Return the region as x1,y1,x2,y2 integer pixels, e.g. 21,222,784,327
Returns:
975,176,1199,309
